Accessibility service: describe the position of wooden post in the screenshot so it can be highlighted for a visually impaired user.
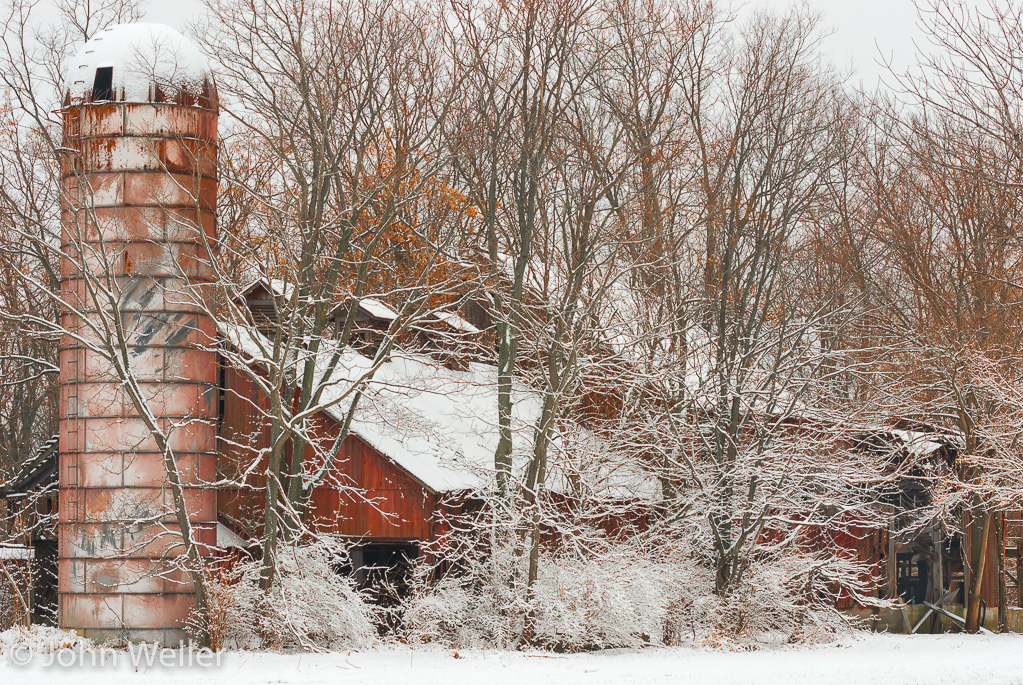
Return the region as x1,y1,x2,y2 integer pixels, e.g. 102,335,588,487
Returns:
932,528,944,633
999,513,1007,633
887,524,897,600
1017,538,1022,609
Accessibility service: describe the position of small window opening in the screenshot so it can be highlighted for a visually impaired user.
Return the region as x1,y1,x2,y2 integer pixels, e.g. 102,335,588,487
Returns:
92,67,113,102
217,358,226,430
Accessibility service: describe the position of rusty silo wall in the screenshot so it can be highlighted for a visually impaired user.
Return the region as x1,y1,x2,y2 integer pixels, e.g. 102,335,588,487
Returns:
57,27,219,644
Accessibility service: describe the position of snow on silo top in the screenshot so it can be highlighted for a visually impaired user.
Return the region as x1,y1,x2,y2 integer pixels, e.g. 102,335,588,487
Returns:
64,23,216,107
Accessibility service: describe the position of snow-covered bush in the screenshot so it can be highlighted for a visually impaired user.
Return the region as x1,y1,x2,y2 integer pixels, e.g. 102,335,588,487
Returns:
662,551,876,648
0,625,94,655
402,528,876,651
401,539,524,649
191,536,377,652
528,547,670,649
403,535,675,651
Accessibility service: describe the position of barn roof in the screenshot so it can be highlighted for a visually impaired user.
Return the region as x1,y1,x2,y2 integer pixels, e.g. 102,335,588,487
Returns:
0,436,58,499
333,351,656,499
223,326,658,500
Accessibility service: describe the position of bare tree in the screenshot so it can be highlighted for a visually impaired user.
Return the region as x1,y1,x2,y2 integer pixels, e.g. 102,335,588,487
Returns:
194,0,467,599
446,0,603,501
859,0,1023,632
661,8,870,597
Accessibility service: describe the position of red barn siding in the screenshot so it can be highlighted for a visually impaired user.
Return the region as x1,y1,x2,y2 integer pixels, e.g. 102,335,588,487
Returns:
217,364,270,538
217,359,438,542
306,433,436,540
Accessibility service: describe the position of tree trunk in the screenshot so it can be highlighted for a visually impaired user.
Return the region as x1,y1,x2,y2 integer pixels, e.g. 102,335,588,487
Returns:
966,510,993,633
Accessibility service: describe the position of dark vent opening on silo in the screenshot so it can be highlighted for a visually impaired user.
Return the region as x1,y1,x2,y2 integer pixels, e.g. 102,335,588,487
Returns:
91,67,113,102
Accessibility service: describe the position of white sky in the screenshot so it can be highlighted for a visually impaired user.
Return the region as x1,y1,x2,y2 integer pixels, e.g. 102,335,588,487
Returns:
750,0,926,88
142,0,925,89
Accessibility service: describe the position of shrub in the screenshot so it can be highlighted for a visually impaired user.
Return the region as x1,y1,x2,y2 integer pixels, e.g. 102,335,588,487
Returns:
191,536,377,652
402,533,875,651
402,539,674,651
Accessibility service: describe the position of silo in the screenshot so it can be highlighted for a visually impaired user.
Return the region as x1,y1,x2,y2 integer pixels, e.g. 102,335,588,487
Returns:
58,23,218,644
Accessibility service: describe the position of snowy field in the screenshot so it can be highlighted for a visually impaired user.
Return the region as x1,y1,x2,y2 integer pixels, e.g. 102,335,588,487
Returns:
5,633,1023,685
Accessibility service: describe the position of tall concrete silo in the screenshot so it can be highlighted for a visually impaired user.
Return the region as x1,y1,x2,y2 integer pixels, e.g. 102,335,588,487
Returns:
58,23,218,644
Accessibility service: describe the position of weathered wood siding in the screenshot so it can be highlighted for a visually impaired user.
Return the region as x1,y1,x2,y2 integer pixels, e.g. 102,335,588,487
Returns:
217,361,437,542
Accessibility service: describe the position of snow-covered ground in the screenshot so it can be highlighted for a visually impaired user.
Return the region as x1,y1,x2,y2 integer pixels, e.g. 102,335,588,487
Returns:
4,632,1023,684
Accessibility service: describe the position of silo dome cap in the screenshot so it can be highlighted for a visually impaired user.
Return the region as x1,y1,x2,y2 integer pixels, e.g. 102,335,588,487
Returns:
65,23,215,106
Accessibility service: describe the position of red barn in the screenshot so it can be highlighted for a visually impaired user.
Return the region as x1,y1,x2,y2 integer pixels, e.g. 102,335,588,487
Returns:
215,282,656,581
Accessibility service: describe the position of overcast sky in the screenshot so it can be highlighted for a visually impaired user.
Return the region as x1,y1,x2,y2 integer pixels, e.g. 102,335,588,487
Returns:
140,0,927,89
749,0,926,88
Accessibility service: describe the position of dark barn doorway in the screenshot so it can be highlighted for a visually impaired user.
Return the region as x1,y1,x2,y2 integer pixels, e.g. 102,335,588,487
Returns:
342,541,418,632
897,551,929,605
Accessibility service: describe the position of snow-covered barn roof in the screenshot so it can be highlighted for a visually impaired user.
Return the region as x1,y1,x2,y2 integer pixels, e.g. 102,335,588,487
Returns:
223,325,658,501
428,311,480,335
886,428,950,460
357,298,399,322
0,437,58,499
328,350,656,499
239,277,403,327
237,277,295,303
